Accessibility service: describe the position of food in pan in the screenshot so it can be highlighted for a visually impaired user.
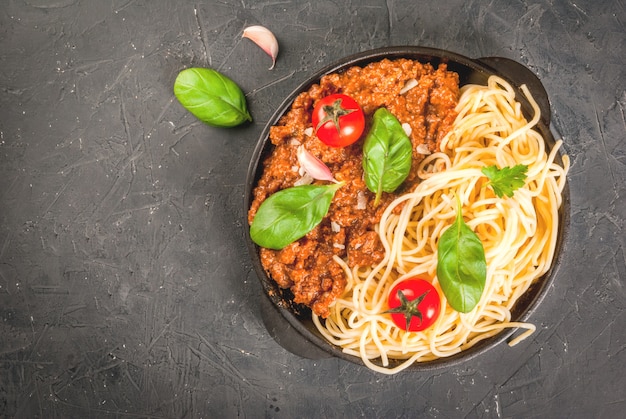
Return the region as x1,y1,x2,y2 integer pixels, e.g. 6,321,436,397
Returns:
247,58,569,373
249,59,458,317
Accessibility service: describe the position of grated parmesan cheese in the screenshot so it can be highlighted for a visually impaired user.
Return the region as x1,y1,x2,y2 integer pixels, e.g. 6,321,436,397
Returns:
294,173,314,186
399,78,418,95
416,143,431,155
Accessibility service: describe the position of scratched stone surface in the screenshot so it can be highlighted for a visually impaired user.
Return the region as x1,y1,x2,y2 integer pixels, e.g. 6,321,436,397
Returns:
0,0,624,417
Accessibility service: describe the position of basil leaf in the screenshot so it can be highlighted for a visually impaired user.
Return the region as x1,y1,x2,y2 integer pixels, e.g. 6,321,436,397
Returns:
174,68,252,127
250,182,344,250
362,108,413,206
436,197,487,313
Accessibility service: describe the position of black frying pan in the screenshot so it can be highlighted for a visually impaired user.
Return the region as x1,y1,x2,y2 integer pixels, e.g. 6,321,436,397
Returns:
244,46,570,371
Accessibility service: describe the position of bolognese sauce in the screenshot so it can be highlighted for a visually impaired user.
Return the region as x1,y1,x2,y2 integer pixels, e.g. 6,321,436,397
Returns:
248,58,459,318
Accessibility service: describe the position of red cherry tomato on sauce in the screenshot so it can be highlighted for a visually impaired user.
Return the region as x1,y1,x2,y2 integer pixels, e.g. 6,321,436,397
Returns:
311,93,365,147
387,278,441,332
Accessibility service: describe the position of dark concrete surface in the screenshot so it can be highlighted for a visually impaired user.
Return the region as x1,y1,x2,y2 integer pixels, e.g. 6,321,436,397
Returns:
1,0,624,417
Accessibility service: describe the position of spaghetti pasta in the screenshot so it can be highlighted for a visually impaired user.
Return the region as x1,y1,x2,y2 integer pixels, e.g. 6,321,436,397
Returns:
313,75,570,374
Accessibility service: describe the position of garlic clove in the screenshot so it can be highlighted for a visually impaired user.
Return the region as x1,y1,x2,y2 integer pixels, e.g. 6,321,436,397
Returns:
297,145,336,182
242,25,279,70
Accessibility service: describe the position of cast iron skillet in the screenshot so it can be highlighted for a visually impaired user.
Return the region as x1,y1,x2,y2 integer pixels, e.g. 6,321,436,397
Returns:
244,46,570,371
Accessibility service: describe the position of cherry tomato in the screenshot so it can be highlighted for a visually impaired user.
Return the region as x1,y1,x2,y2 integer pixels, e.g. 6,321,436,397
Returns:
311,93,365,147
386,278,441,332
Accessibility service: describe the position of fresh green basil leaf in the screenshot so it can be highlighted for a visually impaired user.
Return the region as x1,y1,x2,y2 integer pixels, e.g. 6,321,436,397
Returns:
174,68,252,127
250,182,344,250
362,108,413,206
436,197,487,313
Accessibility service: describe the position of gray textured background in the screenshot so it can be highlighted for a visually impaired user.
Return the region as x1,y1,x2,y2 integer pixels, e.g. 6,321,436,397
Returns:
1,0,624,417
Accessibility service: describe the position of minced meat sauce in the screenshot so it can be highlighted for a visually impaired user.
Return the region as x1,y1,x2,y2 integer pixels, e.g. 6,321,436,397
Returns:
248,58,459,318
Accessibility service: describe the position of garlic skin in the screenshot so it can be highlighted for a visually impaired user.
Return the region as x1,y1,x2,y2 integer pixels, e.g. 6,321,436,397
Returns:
242,25,279,70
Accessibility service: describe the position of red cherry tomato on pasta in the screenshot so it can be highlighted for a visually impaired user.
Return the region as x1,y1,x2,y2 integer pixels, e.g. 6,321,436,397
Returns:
311,94,365,147
386,278,441,332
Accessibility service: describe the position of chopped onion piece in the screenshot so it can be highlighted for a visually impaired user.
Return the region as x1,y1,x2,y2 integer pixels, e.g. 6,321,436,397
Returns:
402,123,412,136
331,221,341,233
333,243,345,250
304,127,314,137
399,78,418,95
